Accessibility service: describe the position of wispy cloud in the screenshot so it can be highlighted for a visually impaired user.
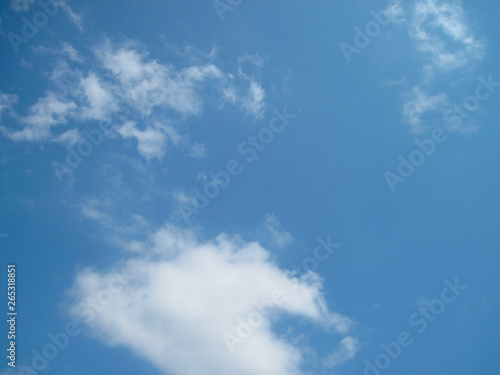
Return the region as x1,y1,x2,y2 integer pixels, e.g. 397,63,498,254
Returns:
10,0,35,12
262,214,294,249
402,86,448,131
60,1,84,32
0,93,18,120
409,0,484,72
323,336,359,368
34,42,85,63
0,41,268,159
386,0,485,132
3,91,77,142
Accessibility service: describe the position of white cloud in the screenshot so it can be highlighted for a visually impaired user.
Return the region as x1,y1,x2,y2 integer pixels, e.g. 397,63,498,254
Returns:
62,42,84,62
68,225,356,375
323,336,359,368
409,0,484,71
117,119,187,160
232,53,267,117
34,42,84,62
60,2,84,32
238,53,264,78
10,0,83,30
384,0,406,23
222,79,266,118
80,197,113,227
242,80,266,117
77,195,150,245
5,92,76,142
52,128,81,146
390,0,486,131
95,42,225,116
188,142,207,159
79,73,116,121
118,121,168,160
1,41,268,160
125,223,198,255
402,86,448,131
262,214,293,249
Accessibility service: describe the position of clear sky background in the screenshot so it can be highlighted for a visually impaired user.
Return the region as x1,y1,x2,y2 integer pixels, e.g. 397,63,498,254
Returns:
0,0,499,374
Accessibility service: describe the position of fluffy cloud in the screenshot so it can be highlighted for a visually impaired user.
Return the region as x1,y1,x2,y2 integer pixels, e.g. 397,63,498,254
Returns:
95,41,227,117
6,92,77,142
118,121,169,160
1,41,267,159
323,336,359,368
78,73,116,121
68,225,356,375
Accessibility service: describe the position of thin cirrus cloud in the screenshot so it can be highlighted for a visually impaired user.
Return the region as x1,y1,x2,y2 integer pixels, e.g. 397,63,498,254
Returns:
262,213,294,249
385,0,485,132
33,43,85,63
67,224,357,375
9,0,35,12
0,41,267,160
9,0,84,32
402,86,448,131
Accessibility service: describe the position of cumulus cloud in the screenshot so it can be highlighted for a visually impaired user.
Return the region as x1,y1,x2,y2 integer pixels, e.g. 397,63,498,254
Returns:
78,73,116,121
67,225,356,375
118,121,169,160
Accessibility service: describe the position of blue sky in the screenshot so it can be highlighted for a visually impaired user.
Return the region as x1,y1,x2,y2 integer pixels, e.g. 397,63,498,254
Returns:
1,0,499,374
